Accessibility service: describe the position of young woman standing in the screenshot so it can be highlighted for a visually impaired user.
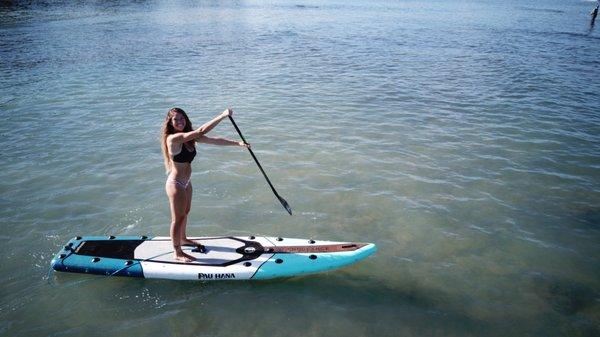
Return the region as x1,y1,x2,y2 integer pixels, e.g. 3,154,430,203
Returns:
160,107,249,262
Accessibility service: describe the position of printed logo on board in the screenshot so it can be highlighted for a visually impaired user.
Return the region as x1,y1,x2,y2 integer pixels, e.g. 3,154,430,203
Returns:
198,273,236,280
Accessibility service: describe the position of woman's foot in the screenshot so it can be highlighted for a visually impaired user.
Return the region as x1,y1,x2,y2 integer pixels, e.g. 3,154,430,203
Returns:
181,238,207,253
173,246,196,262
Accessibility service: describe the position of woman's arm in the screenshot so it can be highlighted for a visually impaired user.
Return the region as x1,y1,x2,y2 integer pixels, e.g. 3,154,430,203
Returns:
168,129,204,144
168,109,232,145
196,109,232,135
197,135,249,147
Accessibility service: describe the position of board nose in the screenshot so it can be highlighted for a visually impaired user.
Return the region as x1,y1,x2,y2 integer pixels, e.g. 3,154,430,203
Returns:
357,243,377,259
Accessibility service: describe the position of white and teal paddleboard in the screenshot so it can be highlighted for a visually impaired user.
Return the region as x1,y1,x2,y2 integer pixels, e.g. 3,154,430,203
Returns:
50,236,377,280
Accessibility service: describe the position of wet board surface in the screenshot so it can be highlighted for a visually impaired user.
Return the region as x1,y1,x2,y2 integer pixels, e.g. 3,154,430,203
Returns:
51,236,377,280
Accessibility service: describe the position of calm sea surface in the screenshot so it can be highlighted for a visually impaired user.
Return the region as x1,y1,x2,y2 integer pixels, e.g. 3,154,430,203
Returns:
1,0,599,336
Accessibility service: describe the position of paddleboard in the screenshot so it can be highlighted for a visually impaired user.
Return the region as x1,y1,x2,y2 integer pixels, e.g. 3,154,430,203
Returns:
50,235,376,280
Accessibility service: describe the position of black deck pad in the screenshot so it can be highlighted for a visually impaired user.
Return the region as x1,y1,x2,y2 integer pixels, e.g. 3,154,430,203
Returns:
75,240,145,259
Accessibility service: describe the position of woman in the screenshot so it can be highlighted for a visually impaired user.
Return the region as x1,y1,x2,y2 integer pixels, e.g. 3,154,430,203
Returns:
160,107,249,262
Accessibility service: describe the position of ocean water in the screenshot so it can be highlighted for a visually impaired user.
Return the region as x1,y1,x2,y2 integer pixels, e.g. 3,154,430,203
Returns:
1,0,599,336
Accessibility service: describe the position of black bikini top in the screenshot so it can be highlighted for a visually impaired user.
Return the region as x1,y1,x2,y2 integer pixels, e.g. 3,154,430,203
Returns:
172,143,196,163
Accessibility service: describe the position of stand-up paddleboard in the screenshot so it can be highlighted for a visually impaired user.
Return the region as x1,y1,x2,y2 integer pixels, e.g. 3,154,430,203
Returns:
50,236,376,280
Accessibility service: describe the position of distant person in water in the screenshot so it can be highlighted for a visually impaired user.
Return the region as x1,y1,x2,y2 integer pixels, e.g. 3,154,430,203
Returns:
591,3,599,28
160,107,249,262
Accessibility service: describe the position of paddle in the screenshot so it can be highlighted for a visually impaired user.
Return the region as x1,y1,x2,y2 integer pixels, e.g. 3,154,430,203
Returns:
228,115,292,215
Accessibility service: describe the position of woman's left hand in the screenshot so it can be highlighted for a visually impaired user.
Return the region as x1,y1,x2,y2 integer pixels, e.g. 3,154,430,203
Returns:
238,141,250,148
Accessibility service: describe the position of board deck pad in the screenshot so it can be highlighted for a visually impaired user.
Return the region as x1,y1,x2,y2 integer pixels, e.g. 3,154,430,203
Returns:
135,237,253,265
51,236,377,280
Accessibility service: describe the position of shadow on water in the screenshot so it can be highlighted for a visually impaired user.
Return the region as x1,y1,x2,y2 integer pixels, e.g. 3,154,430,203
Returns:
80,272,462,314
240,274,492,331
44,273,489,336
526,272,599,316
254,274,445,307
52,272,461,315
576,208,600,230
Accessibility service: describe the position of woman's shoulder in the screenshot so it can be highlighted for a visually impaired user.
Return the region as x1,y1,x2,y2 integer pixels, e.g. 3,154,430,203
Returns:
166,133,183,143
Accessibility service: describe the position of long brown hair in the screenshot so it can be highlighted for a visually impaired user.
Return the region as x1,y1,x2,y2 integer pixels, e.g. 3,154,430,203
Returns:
160,107,195,173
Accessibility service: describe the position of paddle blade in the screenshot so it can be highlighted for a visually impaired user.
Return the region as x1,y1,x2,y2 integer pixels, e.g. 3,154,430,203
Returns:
277,195,293,215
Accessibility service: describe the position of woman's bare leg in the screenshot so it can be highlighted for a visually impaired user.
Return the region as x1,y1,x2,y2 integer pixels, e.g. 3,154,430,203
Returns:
179,184,206,252
166,182,196,262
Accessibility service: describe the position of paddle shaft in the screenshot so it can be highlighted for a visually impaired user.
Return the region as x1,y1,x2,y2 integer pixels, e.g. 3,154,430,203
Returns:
228,116,292,215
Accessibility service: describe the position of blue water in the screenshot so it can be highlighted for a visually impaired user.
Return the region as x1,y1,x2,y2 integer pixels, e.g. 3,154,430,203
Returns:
1,1,599,336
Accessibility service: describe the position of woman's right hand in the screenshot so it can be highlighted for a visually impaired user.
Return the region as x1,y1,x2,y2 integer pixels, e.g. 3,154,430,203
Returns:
221,108,233,118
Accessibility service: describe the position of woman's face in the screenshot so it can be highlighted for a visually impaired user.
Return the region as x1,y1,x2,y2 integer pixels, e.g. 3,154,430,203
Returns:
171,112,186,132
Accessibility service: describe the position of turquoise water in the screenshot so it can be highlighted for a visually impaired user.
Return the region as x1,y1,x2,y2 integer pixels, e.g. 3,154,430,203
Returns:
1,0,599,336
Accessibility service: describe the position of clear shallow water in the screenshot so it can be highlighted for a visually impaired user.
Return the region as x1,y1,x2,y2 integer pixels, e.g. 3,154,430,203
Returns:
1,0,599,336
